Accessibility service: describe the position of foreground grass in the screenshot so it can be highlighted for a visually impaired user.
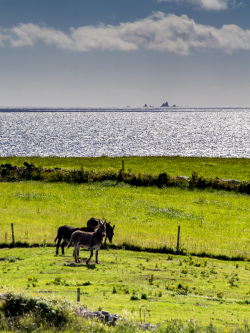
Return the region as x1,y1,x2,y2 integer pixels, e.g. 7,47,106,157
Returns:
0,181,249,259
0,156,249,181
0,247,249,331
1,295,249,333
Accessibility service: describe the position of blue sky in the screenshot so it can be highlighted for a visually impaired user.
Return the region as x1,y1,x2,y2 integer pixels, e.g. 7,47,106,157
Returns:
0,0,249,108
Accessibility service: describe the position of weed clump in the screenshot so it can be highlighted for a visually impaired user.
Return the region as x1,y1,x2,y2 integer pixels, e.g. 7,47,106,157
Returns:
130,291,139,300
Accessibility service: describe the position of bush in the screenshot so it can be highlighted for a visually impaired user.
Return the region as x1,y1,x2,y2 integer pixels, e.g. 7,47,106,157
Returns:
156,172,170,188
0,293,72,330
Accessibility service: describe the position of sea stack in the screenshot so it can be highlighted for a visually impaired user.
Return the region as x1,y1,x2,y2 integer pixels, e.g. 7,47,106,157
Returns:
161,101,169,107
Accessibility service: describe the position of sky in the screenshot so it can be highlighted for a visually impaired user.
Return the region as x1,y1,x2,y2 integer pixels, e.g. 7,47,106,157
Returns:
0,0,250,108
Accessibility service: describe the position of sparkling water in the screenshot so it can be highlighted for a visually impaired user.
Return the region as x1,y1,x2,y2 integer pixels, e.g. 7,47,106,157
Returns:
0,107,249,157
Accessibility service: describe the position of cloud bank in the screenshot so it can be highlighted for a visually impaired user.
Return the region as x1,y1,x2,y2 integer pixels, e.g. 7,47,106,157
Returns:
157,0,244,11
1,12,250,55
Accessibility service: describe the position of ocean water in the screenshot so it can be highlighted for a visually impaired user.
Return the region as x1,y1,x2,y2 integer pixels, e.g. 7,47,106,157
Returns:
0,107,249,158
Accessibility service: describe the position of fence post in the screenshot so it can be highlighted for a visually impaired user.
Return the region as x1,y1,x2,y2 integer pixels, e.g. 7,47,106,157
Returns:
176,226,180,254
122,160,124,172
11,223,15,247
77,288,80,302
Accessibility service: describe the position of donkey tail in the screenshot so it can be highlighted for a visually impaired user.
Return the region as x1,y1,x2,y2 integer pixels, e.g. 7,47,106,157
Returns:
54,235,58,242
67,237,72,248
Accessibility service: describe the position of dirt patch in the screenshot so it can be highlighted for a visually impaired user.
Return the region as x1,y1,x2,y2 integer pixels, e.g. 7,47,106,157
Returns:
0,257,21,262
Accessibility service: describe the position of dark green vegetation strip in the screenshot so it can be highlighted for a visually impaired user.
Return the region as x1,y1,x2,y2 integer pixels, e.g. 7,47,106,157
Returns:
1,156,249,181
1,158,250,194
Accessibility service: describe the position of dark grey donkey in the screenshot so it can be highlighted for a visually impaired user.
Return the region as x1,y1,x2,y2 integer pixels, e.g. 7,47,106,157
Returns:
55,225,95,255
87,218,115,245
67,221,106,264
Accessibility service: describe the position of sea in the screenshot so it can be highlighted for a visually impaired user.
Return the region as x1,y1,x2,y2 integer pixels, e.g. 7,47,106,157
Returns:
0,107,249,158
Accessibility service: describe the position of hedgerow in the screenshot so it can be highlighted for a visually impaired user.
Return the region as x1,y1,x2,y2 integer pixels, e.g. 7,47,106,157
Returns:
0,162,249,194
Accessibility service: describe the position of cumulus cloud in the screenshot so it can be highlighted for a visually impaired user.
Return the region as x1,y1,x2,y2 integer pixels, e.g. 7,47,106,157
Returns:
1,12,250,55
157,0,244,11
8,23,73,48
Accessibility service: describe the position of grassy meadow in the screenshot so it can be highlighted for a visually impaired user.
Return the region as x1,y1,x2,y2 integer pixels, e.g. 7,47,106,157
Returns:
0,247,250,329
0,181,249,259
0,156,249,331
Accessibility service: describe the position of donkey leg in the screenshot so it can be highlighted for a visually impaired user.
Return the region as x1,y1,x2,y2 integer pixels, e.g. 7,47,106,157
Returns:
73,248,80,258
56,237,61,255
70,242,76,257
74,245,80,263
61,239,67,255
95,249,99,264
86,248,93,264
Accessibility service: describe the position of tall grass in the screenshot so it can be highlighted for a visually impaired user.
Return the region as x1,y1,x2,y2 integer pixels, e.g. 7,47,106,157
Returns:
0,181,249,259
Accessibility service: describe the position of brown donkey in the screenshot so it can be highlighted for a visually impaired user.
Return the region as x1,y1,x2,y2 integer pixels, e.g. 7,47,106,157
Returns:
55,225,95,255
87,218,115,245
67,221,106,264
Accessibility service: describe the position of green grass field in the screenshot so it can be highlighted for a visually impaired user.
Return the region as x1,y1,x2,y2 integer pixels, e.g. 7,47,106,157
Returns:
0,156,249,331
0,181,249,259
0,247,249,329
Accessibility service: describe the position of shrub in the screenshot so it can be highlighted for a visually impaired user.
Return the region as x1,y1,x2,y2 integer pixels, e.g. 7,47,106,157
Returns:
156,172,170,188
0,293,71,329
130,292,139,300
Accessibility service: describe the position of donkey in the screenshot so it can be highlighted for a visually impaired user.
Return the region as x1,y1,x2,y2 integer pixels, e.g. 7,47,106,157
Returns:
87,218,115,245
55,225,95,255
67,221,106,264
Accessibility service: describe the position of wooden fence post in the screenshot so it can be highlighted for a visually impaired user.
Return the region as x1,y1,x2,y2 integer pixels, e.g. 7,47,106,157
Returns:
11,223,15,247
176,226,180,254
77,288,80,302
122,160,124,172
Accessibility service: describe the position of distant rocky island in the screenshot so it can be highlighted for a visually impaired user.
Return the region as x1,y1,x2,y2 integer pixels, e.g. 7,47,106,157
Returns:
160,101,177,107
143,101,176,107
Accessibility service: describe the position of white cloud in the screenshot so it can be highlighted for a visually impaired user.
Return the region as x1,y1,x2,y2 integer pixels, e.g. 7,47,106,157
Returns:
196,0,228,10
1,12,250,55
157,0,244,11
9,23,73,49
70,24,138,51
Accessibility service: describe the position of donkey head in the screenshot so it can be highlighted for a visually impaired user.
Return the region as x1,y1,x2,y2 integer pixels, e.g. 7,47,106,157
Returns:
98,220,106,239
106,222,115,243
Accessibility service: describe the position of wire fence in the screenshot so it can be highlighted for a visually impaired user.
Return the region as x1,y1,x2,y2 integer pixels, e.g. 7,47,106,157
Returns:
1,223,249,260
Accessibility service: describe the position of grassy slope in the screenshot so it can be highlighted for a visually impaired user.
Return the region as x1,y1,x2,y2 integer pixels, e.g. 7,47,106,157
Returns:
0,247,249,328
0,156,249,181
0,181,249,259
